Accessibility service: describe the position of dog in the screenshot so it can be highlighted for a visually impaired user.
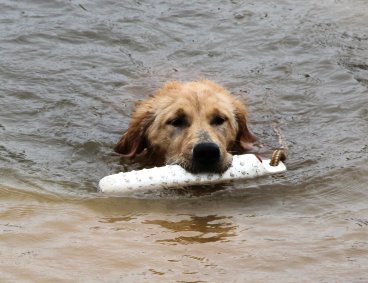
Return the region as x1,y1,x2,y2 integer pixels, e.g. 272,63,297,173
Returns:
114,80,257,173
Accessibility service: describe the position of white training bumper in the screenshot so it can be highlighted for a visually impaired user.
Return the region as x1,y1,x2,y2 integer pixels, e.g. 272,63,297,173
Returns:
98,154,287,194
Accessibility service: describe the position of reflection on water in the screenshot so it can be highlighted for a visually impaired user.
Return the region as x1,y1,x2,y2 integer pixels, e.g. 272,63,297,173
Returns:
99,215,137,223
144,215,237,244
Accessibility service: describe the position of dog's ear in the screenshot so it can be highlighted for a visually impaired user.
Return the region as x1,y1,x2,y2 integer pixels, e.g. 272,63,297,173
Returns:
232,99,257,153
114,102,154,158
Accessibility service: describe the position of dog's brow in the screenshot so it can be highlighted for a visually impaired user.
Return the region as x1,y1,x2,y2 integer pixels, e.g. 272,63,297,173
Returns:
208,108,226,118
173,108,186,117
166,108,188,122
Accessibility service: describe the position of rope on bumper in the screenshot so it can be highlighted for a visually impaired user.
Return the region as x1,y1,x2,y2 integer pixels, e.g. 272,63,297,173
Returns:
270,148,287,166
269,125,288,167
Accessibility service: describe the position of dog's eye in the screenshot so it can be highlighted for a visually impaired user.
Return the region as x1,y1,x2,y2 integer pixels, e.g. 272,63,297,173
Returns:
167,116,188,128
211,115,226,126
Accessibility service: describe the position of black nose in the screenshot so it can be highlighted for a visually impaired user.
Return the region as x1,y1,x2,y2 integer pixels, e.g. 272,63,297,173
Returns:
192,142,221,168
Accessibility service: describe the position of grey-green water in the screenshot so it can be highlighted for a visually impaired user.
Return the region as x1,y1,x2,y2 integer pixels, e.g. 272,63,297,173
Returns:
1,0,367,282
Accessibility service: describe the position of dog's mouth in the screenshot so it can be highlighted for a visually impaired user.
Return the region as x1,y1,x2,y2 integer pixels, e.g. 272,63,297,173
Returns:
185,161,231,174
175,147,232,174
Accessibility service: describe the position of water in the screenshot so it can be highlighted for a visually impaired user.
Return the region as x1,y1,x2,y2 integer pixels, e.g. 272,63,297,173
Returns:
1,0,367,282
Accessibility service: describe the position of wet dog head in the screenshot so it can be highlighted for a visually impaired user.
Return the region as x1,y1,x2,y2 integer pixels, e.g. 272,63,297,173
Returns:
114,80,256,173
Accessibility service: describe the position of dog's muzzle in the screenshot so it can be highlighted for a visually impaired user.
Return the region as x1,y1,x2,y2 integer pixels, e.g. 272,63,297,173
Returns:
191,142,222,173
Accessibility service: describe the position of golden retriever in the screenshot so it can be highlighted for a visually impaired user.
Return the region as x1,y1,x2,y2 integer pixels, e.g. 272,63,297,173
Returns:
114,80,256,173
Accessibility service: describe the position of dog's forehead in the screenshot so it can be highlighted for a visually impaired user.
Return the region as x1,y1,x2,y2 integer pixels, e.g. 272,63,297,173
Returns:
153,80,237,118
158,94,233,122
170,85,232,105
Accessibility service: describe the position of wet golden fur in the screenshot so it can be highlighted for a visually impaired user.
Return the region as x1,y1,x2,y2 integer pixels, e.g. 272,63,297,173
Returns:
115,80,256,173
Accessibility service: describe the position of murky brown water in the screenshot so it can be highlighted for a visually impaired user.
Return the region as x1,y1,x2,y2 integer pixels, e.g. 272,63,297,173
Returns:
1,0,368,282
